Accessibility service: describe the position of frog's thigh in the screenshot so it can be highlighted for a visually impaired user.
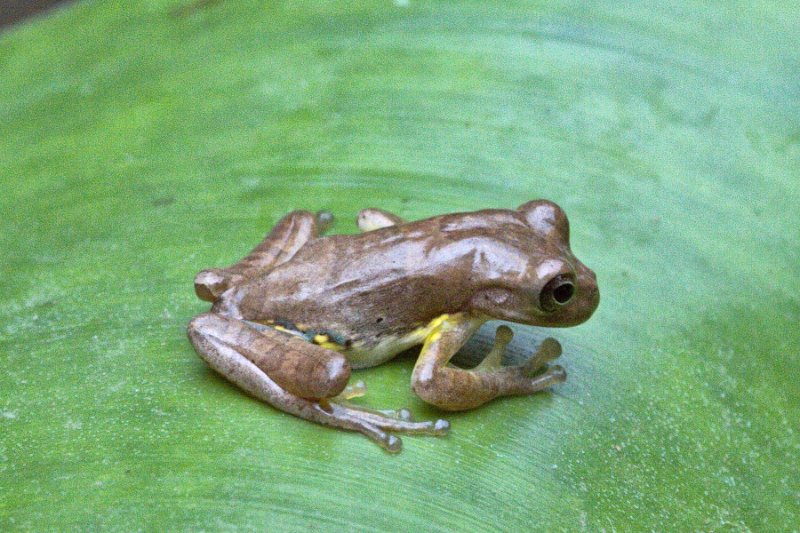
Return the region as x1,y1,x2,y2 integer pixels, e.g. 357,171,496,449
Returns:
411,316,566,411
195,210,332,301
188,312,350,400
357,208,406,232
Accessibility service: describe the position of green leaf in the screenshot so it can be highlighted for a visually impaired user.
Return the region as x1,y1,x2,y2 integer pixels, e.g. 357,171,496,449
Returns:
2,1,798,530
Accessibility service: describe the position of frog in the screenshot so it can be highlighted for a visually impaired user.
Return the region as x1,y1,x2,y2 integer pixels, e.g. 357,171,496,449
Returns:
187,200,599,452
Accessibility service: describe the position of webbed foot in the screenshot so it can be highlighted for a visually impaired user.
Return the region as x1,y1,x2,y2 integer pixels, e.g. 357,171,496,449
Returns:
320,401,449,453
328,380,449,452
411,316,567,411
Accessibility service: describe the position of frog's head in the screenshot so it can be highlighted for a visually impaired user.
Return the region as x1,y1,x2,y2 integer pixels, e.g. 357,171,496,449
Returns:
470,200,599,327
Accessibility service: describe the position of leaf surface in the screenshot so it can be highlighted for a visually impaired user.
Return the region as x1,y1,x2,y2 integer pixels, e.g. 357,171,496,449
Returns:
1,1,798,530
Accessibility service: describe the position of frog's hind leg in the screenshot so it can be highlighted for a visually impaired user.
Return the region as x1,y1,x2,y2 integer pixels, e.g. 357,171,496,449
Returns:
187,312,448,453
195,210,333,301
357,208,406,232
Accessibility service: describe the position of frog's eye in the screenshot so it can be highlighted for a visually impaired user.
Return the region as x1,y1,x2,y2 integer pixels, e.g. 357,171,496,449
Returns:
540,274,575,312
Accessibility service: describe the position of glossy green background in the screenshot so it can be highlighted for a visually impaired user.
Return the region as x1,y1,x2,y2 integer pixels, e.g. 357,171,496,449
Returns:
1,1,798,530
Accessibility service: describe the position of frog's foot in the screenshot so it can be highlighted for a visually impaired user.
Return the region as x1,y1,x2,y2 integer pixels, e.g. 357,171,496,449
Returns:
411,315,567,411
320,401,449,453
475,327,562,376
326,380,448,451
357,208,407,232
493,336,566,394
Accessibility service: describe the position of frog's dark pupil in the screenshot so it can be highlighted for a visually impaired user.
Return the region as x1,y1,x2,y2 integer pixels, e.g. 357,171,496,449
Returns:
553,282,574,304
376,317,384,323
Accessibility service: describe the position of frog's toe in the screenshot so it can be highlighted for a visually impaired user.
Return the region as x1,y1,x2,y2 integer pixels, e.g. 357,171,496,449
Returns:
384,435,403,453
368,411,450,436
348,418,404,453
323,401,448,452
378,407,413,421
527,364,567,390
548,364,567,382
315,210,335,235
434,418,450,433
356,208,406,232
364,424,404,454
522,337,563,376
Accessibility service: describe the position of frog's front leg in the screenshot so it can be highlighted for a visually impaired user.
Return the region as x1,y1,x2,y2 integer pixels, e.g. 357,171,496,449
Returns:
187,313,448,453
411,314,567,411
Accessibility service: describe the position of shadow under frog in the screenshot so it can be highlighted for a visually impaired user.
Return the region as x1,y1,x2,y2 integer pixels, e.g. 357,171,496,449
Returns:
188,200,599,452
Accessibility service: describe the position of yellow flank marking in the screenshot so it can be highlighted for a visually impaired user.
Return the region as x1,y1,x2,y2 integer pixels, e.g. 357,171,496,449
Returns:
319,341,343,351
346,313,480,368
420,331,439,353
274,325,288,333
311,333,342,351
427,314,450,329
410,326,426,337
419,314,452,352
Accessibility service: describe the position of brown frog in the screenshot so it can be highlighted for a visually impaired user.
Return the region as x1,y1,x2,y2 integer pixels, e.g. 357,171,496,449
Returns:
188,201,599,452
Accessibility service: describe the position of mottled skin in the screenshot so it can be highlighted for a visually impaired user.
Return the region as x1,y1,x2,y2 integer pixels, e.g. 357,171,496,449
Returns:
188,201,599,452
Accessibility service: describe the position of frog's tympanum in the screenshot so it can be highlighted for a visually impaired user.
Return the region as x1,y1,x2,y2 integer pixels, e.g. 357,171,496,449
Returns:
188,201,599,452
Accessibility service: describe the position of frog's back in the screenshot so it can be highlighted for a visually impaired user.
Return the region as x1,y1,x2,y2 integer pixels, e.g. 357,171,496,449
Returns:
228,208,533,343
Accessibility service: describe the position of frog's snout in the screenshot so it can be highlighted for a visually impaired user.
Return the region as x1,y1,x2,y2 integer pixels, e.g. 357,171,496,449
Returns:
578,265,600,318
